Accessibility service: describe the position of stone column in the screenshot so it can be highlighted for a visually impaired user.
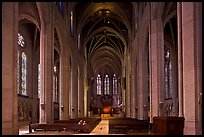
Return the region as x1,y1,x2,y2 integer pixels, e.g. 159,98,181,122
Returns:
182,2,202,135
131,45,136,118
58,32,70,120
70,58,78,119
78,64,84,117
87,77,92,117
59,53,70,120
149,6,165,118
32,54,39,123
2,2,18,135
84,65,88,117
84,87,88,117
137,27,149,120
177,2,184,117
122,52,126,115
137,37,145,120
194,3,202,135
39,3,54,124
125,53,131,118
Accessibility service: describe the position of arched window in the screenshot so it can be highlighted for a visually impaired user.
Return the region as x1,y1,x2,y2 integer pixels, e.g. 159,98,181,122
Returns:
164,48,172,99
17,33,27,96
38,64,40,98
97,74,102,95
113,74,118,95
21,52,27,96
104,74,109,95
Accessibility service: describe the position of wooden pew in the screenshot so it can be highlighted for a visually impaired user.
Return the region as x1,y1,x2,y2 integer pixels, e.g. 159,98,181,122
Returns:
109,118,149,134
54,117,101,133
29,123,80,133
29,117,102,133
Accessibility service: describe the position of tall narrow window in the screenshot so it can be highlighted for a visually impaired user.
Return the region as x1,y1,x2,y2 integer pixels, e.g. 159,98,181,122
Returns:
38,64,40,98
113,74,118,95
21,52,27,96
17,50,20,94
53,65,58,102
70,11,73,34
104,74,109,95
17,32,27,96
59,2,63,15
78,34,80,49
97,74,102,95
164,48,172,99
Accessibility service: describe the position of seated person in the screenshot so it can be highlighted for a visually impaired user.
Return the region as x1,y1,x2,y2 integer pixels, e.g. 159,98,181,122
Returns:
78,120,83,125
82,121,87,126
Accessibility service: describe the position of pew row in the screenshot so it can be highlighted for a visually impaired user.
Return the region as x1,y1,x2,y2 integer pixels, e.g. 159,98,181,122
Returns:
29,117,101,133
109,118,149,134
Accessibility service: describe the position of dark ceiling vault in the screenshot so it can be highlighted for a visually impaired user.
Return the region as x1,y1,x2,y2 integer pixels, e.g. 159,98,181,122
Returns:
75,2,133,76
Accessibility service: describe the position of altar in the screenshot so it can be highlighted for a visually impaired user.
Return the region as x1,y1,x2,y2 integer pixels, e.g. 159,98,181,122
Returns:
101,114,110,119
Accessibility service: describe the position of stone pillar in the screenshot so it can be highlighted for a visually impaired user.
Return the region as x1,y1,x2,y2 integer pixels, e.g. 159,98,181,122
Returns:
137,27,149,120
58,34,69,120
87,78,91,117
39,3,54,124
149,7,165,118
2,2,18,135
84,66,88,117
78,65,84,117
84,88,88,117
59,52,70,120
194,3,202,135
70,58,78,119
131,45,136,119
32,54,39,123
177,2,184,117
137,34,144,120
182,2,202,135
125,53,131,118
122,53,126,115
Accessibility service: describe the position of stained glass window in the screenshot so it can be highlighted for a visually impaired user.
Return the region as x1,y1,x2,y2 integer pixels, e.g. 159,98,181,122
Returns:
104,74,109,95
18,33,25,48
113,74,117,94
55,76,58,102
164,48,172,99
97,74,102,95
17,50,20,94
17,33,27,96
53,65,58,102
21,52,27,96
59,2,63,14
70,11,73,34
38,64,40,98
78,34,80,49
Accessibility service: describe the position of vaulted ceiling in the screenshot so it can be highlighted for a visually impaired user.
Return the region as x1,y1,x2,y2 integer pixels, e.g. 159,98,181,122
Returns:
75,2,133,77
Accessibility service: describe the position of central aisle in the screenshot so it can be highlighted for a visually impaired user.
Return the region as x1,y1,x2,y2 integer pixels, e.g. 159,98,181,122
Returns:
90,119,109,135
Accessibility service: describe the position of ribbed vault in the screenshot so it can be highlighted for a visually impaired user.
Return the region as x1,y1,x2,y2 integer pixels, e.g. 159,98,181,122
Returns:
75,2,132,77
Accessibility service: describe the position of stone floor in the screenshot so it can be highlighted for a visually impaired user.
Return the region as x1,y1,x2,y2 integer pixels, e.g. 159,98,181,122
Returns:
19,119,152,135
